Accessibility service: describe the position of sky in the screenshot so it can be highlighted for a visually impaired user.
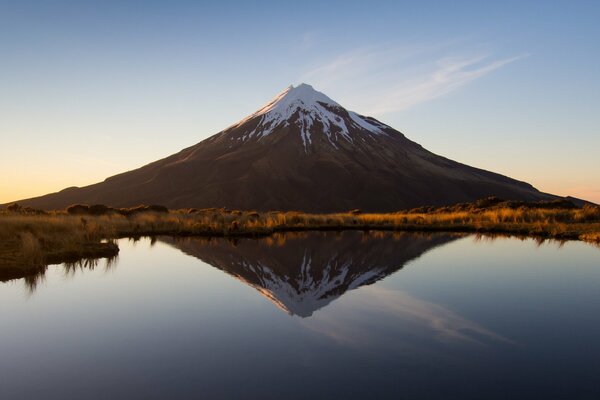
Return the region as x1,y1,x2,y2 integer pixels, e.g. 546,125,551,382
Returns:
1,1,599,204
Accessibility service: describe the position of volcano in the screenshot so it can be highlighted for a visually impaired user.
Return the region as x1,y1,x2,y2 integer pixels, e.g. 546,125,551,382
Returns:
14,83,553,211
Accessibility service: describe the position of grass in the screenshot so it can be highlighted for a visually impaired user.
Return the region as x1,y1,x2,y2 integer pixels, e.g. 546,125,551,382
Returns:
1,198,599,272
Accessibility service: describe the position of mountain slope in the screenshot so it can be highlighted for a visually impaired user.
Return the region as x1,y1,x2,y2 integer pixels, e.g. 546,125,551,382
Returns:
13,83,553,211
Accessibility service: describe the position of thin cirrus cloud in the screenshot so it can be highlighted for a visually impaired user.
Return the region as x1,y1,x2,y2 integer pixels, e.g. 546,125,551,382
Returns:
300,285,514,348
301,45,526,116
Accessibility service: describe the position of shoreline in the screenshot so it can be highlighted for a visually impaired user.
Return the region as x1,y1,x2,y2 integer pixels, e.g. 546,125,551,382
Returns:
1,199,599,271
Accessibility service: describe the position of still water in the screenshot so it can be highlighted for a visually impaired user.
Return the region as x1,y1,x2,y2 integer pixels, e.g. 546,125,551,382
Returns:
1,232,599,399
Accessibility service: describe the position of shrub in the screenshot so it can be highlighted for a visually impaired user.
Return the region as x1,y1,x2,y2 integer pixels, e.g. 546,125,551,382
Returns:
474,197,504,209
148,205,168,213
66,204,90,215
7,203,22,212
538,199,577,210
408,206,433,214
22,207,47,215
118,205,168,216
88,204,113,215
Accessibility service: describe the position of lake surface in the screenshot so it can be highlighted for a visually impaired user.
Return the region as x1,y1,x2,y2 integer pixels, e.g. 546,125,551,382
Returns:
1,232,599,399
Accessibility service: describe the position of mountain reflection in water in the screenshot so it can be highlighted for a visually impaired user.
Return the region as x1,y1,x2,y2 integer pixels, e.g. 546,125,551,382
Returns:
161,231,460,317
1,232,458,303
2,232,600,400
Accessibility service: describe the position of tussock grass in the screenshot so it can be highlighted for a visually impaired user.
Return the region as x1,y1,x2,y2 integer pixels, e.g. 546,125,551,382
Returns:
1,198,599,270
0,213,118,270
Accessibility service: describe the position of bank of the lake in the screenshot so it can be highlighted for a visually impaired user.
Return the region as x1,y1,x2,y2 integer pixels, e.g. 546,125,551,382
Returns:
1,198,599,271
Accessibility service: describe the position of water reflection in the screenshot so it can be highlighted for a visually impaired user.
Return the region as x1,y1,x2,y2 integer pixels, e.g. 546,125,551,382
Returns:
161,231,461,317
2,232,600,399
0,255,119,293
301,284,513,347
3,233,593,301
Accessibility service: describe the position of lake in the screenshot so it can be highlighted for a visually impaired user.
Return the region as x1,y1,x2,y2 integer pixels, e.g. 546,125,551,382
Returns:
1,231,599,399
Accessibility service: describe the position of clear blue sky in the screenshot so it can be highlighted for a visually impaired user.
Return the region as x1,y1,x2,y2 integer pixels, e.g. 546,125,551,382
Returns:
1,1,599,203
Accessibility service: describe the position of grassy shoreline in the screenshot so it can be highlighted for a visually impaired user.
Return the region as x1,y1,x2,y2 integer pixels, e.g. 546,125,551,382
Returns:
1,198,599,271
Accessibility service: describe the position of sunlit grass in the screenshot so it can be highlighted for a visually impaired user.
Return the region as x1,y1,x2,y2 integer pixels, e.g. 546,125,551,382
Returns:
1,199,599,269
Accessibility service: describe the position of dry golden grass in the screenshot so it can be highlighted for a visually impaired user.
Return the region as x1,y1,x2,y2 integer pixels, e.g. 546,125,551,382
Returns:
1,201,599,269
0,213,118,269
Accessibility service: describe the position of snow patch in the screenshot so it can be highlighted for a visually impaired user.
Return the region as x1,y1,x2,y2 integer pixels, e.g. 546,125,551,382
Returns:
227,252,388,317
232,83,390,151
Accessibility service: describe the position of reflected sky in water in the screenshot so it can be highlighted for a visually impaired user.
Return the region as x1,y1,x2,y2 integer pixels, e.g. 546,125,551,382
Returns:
1,232,599,399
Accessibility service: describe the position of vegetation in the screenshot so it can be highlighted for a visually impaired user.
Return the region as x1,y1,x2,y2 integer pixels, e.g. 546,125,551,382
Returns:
1,198,599,272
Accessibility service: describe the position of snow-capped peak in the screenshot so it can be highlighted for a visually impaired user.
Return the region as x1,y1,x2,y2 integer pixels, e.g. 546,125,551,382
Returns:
252,83,342,117
232,83,391,151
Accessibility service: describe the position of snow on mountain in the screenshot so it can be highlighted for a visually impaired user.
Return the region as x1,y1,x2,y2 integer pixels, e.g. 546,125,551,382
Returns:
227,252,389,317
231,83,391,151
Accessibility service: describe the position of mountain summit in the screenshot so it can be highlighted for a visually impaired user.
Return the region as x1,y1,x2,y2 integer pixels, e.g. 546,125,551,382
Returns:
14,83,553,211
230,83,389,151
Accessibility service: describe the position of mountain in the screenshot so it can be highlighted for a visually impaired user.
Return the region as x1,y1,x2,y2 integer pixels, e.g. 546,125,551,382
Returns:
12,83,554,211
161,231,460,317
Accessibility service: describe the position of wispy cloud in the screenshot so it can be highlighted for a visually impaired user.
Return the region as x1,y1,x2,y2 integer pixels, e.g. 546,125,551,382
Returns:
301,44,526,115
298,30,318,51
300,285,514,349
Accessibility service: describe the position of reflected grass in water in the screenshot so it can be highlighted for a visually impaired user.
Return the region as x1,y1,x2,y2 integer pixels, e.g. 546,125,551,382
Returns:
4,255,119,294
